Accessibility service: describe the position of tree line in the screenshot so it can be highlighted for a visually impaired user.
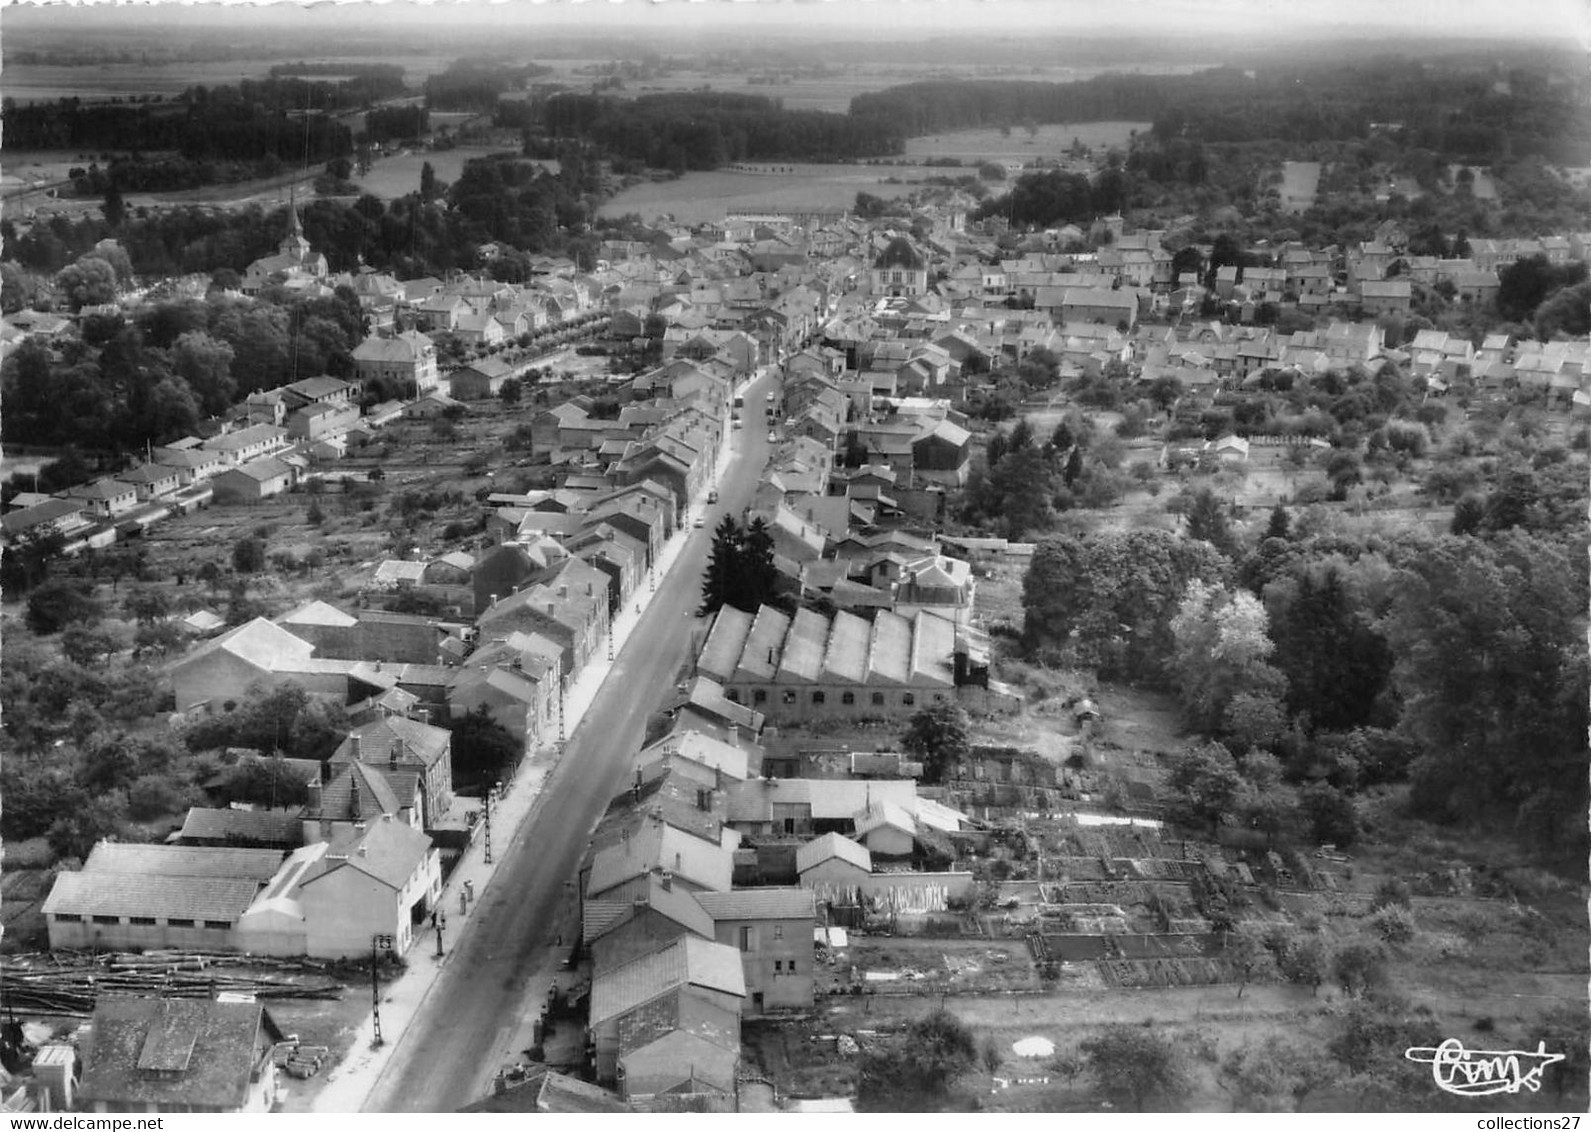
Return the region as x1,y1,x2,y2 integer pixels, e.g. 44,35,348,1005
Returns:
2,91,354,166
539,90,904,172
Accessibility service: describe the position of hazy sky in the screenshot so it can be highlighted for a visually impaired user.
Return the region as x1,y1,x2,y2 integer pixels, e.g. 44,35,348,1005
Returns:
4,0,1582,42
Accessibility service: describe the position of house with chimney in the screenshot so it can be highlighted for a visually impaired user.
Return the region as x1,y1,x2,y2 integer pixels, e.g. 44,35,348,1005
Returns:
328,716,454,832
235,816,441,958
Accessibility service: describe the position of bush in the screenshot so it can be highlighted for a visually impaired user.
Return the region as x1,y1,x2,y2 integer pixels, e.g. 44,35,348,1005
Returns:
26,580,101,635
1368,904,1417,945
126,773,190,821
1370,876,1412,911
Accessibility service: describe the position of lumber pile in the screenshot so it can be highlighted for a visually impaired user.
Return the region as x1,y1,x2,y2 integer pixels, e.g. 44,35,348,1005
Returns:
0,951,344,1015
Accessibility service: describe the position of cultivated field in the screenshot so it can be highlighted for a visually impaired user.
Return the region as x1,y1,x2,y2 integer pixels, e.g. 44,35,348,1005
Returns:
597,165,930,225
903,121,1151,163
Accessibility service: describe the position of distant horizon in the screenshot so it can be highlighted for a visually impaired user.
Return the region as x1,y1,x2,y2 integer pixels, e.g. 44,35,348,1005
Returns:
3,0,1581,47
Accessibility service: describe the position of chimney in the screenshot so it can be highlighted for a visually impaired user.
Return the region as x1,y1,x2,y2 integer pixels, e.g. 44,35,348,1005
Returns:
697,788,709,811
559,585,568,598
357,843,368,857
674,851,682,871
489,593,498,606
659,870,672,891
350,734,362,761
390,740,402,769
348,773,361,819
546,602,555,615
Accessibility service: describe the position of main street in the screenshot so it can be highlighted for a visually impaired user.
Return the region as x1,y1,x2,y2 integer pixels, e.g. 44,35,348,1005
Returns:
361,371,776,1112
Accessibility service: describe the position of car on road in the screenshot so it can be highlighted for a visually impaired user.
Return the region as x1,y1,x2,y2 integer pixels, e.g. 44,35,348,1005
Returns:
766,392,775,401
707,490,719,504
692,517,705,528
767,430,777,442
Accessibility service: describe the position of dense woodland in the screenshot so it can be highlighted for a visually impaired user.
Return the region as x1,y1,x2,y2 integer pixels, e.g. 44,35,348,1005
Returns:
537,90,903,171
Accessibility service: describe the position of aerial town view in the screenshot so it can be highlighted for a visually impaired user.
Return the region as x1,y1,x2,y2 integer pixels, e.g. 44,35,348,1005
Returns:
0,0,1586,1117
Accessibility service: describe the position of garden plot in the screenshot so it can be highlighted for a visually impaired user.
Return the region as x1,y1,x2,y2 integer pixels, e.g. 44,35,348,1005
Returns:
833,938,1042,995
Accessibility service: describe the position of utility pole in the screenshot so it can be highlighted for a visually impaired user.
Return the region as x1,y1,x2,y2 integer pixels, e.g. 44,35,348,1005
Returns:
370,934,392,1047
483,781,500,865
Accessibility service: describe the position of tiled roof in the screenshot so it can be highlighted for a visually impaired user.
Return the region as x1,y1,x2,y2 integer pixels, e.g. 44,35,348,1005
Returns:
82,842,285,881
692,887,815,922
589,936,745,1025
587,815,734,898
853,800,917,838
300,817,432,892
639,730,751,781
178,807,303,846
726,778,919,823
280,600,359,628
335,715,450,770
78,999,280,1111
179,617,315,674
795,832,872,874
44,872,264,923
309,761,406,822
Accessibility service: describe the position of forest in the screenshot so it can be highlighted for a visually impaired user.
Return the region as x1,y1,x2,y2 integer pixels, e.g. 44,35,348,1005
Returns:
0,88,353,167
538,90,904,171
1021,513,1588,867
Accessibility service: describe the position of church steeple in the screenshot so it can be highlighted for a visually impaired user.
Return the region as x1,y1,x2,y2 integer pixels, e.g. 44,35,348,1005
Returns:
279,189,311,263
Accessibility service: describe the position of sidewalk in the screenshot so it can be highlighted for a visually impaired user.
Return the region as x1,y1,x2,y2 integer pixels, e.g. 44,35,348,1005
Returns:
304,405,744,1113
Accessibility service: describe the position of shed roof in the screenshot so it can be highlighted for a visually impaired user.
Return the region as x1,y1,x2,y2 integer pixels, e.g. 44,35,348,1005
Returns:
795,832,872,874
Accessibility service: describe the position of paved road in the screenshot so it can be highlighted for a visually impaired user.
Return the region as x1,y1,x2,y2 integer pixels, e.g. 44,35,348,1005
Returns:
362,372,774,1113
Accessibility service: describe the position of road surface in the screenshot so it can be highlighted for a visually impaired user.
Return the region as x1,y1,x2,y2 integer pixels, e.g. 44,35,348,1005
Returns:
362,371,775,1112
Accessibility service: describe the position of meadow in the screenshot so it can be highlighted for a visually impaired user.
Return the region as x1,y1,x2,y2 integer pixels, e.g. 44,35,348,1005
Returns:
1279,160,1321,212
597,164,931,225
350,146,534,200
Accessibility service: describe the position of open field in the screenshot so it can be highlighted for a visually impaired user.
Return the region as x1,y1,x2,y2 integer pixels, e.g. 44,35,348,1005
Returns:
1280,161,1321,212
351,146,534,201
904,121,1151,163
598,165,930,224
1,60,275,103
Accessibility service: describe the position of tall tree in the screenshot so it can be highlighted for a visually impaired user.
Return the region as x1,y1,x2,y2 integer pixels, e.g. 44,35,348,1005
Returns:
857,1009,979,1111
1266,564,1393,734
900,702,971,784
1385,532,1588,857
1079,1025,1186,1112
1169,580,1286,734
1023,529,1228,682
1184,487,1237,555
